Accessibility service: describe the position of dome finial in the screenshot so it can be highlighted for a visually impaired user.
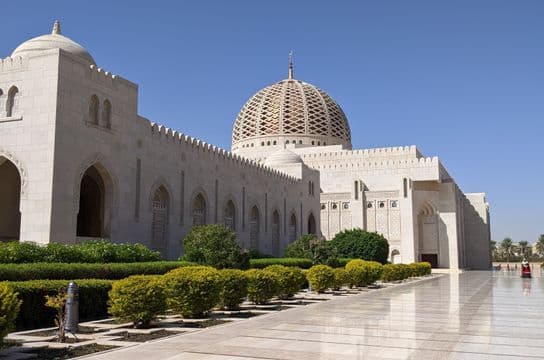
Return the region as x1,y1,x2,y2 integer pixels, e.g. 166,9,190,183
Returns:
52,20,61,35
288,50,294,79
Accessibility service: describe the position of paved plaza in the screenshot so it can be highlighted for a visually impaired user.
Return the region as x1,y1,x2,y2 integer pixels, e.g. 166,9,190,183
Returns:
85,272,544,360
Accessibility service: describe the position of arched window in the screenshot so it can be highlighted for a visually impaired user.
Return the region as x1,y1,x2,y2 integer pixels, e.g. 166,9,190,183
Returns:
249,205,260,250
224,200,236,230
307,213,316,235
151,186,169,256
192,193,207,226
271,210,280,256
6,86,19,117
289,213,297,242
89,95,99,125
102,99,112,129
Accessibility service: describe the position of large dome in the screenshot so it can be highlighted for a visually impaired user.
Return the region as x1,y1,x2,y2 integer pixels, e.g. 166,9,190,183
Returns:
11,21,95,65
232,62,351,151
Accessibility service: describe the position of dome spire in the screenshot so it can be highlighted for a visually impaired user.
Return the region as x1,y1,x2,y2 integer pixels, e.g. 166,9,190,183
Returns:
288,50,294,79
52,20,61,35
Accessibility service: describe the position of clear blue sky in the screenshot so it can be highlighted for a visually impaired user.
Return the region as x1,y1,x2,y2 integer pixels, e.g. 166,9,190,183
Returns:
2,1,542,243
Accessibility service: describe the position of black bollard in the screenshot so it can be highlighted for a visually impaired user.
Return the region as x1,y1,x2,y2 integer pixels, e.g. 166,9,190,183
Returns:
65,281,79,333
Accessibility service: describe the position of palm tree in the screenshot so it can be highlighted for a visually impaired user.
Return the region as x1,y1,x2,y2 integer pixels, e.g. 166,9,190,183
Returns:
519,241,528,259
490,240,498,260
500,237,514,262
535,234,544,257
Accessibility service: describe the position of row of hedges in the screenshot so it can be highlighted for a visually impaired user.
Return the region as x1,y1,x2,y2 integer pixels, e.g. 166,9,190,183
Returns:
6,279,113,330
0,241,162,264
0,261,194,281
109,265,308,327
381,262,431,282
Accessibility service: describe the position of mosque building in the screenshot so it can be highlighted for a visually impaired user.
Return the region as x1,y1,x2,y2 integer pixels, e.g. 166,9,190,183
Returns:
0,22,491,269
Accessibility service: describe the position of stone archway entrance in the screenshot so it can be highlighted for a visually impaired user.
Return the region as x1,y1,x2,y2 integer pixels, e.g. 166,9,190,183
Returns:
271,210,280,256
0,158,21,241
77,164,112,238
249,206,260,250
289,213,297,242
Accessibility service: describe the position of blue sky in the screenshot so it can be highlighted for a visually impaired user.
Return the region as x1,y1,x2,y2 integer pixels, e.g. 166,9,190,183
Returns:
2,1,542,243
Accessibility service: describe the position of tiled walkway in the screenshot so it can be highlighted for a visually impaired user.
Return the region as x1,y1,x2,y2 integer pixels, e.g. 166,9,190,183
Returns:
84,272,544,359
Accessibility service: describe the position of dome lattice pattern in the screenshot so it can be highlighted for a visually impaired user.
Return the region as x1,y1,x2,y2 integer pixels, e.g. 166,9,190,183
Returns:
232,79,351,147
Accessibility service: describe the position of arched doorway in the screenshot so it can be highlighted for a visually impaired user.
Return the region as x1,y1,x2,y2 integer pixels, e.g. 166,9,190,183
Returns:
249,206,260,250
307,213,316,235
224,200,235,231
289,213,297,242
151,186,169,256
0,158,21,241
192,193,207,226
391,249,400,264
77,165,111,238
271,210,280,256
418,202,439,268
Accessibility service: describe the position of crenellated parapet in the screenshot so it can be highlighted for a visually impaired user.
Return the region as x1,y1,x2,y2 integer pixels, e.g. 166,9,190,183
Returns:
88,64,137,90
148,122,299,183
298,145,422,160
0,56,29,72
307,155,440,171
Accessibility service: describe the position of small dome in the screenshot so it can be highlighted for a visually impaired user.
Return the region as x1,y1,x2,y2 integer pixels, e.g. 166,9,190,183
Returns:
264,148,303,166
11,21,95,65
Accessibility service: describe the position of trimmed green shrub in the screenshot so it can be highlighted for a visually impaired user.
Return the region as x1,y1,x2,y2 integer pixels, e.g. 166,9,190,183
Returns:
163,266,221,318
108,275,167,328
413,262,432,276
306,265,334,293
250,258,313,269
0,283,21,342
332,268,350,291
345,259,383,287
245,269,279,304
8,279,113,330
284,235,339,266
264,265,305,299
0,240,162,264
329,229,389,264
218,269,248,310
181,225,249,269
381,264,409,282
0,261,194,281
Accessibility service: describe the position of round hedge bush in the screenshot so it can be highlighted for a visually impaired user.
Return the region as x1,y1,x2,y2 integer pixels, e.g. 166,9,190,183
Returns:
245,269,279,304
218,269,248,310
108,275,166,328
381,264,410,282
264,265,305,299
329,229,389,264
181,224,249,269
0,283,21,342
163,266,221,318
306,265,334,293
332,268,350,290
345,259,383,287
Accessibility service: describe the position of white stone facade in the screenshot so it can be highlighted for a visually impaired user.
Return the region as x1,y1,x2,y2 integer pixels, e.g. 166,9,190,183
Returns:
0,23,491,268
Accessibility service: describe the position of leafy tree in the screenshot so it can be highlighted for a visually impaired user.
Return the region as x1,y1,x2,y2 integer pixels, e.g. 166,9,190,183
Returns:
535,234,544,257
329,229,389,264
181,224,249,269
490,241,498,261
518,241,529,259
284,235,338,265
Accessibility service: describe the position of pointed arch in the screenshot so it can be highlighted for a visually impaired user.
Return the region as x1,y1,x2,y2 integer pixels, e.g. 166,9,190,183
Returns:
0,157,22,241
76,162,113,238
249,205,260,250
192,192,207,226
307,212,316,235
151,185,169,256
289,212,297,242
6,86,19,117
102,99,112,129
89,95,99,125
417,201,439,268
271,209,280,256
224,199,236,231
